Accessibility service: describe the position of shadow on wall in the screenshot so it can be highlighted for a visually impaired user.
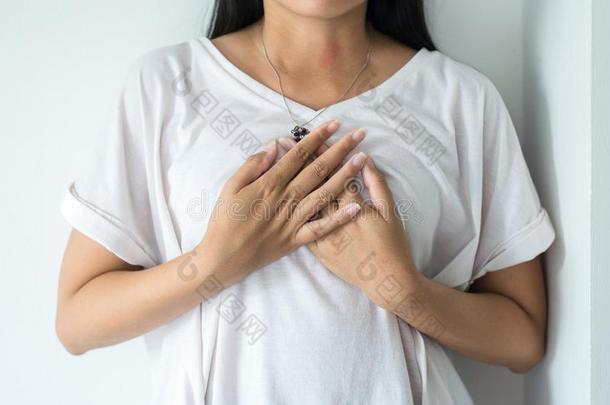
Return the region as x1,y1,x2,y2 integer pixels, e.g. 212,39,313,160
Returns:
522,1,567,404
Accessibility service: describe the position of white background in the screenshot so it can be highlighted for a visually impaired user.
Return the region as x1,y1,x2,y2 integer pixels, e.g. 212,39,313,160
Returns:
0,1,607,404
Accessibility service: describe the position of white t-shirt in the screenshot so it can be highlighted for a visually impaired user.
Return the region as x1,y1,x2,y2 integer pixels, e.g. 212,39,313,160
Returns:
60,36,556,405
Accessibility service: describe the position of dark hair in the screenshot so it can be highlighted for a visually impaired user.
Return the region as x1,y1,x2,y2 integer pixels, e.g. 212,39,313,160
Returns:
207,0,436,51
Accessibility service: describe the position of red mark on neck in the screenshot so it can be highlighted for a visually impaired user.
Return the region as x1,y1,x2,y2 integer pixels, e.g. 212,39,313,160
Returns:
318,42,341,70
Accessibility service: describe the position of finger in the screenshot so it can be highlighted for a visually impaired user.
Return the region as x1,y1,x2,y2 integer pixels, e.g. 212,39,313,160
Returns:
282,137,365,211
278,132,359,201
278,136,334,159
296,152,368,222
362,157,394,220
278,136,329,177
276,137,297,160
278,136,336,172
277,137,297,152
314,194,339,219
225,141,278,193
295,202,361,245
263,119,341,188
287,128,365,198
337,180,365,208
282,137,363,220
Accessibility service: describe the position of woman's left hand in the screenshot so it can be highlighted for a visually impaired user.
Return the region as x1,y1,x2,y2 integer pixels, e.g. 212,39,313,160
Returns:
279,137,422,308
279,139,548,372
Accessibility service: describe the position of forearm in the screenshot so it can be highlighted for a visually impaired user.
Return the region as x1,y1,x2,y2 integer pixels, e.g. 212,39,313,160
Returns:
364,266,544,373
57,248,221,354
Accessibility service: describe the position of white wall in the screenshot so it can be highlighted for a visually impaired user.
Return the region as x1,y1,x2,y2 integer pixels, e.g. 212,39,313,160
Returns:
590,0,609,403
0,1,207,404
522,1,593,404
1,1,603,404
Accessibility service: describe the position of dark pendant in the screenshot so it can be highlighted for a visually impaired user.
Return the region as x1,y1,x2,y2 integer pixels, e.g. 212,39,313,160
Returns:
291,125,310,142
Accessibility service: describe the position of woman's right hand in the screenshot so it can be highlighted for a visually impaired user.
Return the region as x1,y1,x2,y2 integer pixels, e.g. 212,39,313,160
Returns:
196,120,367,290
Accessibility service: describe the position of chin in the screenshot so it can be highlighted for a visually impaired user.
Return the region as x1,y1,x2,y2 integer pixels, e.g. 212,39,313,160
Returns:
271,0,367,19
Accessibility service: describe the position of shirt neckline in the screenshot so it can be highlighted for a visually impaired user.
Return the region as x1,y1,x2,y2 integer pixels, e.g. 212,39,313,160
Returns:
196,35,428,120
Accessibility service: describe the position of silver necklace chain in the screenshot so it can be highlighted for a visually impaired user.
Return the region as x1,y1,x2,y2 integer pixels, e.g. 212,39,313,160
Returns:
260,26,373,140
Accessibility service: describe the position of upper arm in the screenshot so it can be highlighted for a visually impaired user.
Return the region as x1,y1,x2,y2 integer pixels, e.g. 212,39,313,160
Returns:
58,229,141,303
469,255,547,333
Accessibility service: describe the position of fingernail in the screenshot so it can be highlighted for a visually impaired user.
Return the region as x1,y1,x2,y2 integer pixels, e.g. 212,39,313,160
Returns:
351,152,367,167
327,120,341,132
344,202,361,217
366,156,376,168
352,128,366,142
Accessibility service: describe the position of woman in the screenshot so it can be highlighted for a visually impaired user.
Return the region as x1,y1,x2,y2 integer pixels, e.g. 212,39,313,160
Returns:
56,0,556,404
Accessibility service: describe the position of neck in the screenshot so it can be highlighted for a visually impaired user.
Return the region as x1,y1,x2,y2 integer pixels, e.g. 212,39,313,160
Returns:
254,2,372,78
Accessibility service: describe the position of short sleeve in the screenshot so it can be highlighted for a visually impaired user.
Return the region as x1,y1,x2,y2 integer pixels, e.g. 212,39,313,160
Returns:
471,79,556,282
60,58,160,268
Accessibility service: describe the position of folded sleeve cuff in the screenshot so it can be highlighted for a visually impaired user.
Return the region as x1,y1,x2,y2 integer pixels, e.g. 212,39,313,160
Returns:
472,208,555,283
60,182,158,268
